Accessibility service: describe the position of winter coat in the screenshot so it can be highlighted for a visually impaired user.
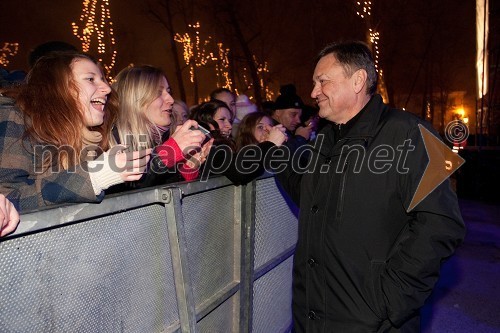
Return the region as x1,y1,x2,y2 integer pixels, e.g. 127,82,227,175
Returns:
0,96,100,212
276,94,465,332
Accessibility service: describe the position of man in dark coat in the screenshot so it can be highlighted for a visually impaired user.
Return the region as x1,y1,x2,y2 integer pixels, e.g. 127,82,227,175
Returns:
275,41,465,332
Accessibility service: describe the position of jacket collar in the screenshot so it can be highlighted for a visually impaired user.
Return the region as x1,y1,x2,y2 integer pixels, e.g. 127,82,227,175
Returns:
342,94,387,138
315,94,388,156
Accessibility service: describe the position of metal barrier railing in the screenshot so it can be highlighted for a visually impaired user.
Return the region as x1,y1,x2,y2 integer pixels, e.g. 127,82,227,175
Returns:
0,175,298,333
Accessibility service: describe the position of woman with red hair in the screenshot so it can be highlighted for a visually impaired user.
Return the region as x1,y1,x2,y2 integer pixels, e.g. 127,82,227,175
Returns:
0,51,150,212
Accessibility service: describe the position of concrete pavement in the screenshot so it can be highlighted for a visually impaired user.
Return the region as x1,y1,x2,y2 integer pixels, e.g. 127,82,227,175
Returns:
422,199,500,332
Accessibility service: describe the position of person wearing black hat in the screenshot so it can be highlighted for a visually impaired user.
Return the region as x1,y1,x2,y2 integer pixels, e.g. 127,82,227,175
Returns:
272,84,314,151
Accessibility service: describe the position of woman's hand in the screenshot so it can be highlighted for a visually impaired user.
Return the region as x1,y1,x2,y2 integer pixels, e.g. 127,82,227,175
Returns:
0,194,20,237
113,148,152,182
266,124,287,146
171,120,206,156
185,138,214,169
87,147,152,194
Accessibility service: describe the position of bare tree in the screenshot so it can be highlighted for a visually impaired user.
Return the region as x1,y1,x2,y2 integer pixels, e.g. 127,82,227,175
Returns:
200,1,263,104
146,0,195,102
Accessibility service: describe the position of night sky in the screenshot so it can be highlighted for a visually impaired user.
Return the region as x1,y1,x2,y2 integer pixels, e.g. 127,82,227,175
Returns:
0,0,476,110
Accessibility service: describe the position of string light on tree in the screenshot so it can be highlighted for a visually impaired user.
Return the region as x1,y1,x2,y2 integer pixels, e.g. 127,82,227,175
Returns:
368,28,389,103
355,1,372,19
255,56,274,100
72,0,117,79
238,56,274,100
173,23,274,101
215,42,232,89
0,42,19,67
425,101,432,120
174,22,212,83
369,29,380,70
354,1,389,103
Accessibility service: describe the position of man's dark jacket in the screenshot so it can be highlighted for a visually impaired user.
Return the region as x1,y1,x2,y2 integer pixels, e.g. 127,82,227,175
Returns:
276,94,465,332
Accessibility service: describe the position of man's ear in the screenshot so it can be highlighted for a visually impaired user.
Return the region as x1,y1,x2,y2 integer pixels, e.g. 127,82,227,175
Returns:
353,69,368,94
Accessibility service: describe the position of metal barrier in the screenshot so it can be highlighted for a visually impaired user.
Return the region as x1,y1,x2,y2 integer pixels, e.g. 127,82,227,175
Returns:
0,175,298,333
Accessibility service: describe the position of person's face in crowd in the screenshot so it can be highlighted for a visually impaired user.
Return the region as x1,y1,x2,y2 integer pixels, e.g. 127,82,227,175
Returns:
73,58,112,127
253,116,273,143
215,91,236,118
311,54,357,124
172,102,189,126
274,108,302,132
213,107,233,138
146,76,175,127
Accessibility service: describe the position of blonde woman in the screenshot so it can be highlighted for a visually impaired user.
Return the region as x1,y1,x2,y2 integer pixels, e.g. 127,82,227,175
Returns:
111,65,210,189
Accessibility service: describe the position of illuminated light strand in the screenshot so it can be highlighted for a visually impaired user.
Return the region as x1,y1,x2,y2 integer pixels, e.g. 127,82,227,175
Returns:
369,29,380,70
238,56,274,100
426,101,432,119
356,1,388,103
0,42,19,67
215,42,232,89
369,28,388,102
355,1,380,73
355,1,372,19
72,0,117,80
254,55,274,100
174,22,213,83
174,22,274,99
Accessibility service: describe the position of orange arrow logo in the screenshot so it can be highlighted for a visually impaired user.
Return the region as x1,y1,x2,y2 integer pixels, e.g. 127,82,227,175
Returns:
407,124,465,212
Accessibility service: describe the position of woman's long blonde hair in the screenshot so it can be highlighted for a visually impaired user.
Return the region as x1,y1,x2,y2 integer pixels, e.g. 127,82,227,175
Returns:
112,65,167,150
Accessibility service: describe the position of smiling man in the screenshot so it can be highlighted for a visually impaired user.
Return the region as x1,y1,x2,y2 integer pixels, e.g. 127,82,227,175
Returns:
275,41,465,332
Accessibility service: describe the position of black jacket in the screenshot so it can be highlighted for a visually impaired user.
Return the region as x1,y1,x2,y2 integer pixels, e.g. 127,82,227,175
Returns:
201,141,276,185
276,95,465,332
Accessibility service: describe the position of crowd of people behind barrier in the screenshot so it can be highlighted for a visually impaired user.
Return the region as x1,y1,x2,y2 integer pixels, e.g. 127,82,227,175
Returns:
0,40,466,333
0,41,316,237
